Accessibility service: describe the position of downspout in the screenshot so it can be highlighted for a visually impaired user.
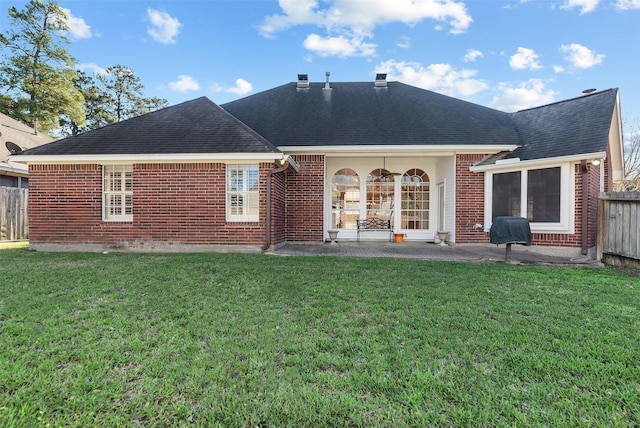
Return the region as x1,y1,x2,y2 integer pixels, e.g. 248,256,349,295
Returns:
580,160,588,255
263,160,289,251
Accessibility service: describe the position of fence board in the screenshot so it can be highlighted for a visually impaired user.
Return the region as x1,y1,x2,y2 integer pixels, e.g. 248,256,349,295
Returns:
598,192,640,265
0,186,28,241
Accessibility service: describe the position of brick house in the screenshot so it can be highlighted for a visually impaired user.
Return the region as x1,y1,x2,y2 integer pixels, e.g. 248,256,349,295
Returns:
11,75,624,255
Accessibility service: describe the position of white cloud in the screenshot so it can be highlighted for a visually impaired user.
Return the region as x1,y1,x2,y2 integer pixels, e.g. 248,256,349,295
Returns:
147,9,182,44
396,36,411,49
78,62,106,76
560,43,604,69
375,60,488,98
616,0,640,9
168,75,200,92
464,49,483,62
212,78,253,96
490,79,557,112
58,8,92,39
303,33,377,57
260,0,473,36
509,47,542,70
258,0,472,57
553,64,565,73
561,0,600,13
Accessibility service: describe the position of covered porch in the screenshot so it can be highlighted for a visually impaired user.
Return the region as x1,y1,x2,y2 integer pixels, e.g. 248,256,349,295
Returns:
324,154,456,243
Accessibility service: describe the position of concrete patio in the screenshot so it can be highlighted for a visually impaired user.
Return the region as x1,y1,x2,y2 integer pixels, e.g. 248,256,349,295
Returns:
270,241,601,266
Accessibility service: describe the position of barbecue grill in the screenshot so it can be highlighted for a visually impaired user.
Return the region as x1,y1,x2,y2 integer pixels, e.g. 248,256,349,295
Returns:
489,216,532,262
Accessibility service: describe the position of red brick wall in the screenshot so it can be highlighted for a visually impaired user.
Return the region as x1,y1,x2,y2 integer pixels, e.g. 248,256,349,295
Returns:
456,157,594,249
286,155,324,241
28,163,269,248
455,154,488,243
28,164,103,243
270,170,287,245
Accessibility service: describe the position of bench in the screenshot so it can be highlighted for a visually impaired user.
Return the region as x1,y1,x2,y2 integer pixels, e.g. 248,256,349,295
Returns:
357,218,393,242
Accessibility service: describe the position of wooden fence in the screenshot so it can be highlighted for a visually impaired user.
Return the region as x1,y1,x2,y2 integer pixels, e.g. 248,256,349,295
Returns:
598,192,640,268
0,186,28,241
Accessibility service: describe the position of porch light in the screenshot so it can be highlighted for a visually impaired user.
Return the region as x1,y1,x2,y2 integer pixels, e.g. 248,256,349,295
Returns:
591,159,601,166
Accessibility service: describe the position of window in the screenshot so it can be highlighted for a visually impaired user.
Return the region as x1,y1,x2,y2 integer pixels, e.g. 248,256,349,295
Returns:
401,169,429,229
331,168,360,229
492,171,521,219
103,165,133,221
527,167,560,222
490,167,562,224
227,164,259,222
366,169,394,226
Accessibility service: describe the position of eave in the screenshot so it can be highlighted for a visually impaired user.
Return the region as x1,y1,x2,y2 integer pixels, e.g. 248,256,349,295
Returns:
10,152,286,165
279,144,520,156
469,151,607,172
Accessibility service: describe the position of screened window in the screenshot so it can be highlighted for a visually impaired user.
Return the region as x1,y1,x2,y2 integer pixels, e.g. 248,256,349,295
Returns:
492,171,521,219
331,168,360,229
401,169,429,229
527,167,561,222
227,164,259,222
366,169,394,226
491,168,561,223
103,165,133,221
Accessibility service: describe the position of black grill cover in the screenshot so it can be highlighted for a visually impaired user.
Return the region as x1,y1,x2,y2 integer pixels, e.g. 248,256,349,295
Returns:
489,216,532,245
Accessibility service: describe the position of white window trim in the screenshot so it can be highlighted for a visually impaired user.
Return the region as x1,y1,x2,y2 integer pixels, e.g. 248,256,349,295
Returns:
226,164,259,222
102,165,133,222
484,163,575,234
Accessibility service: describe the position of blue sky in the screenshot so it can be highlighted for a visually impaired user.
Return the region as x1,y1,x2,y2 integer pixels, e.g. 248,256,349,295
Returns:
3,0,640,135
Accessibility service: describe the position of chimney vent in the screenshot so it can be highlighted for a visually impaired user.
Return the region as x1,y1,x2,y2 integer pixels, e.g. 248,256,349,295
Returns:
375,73,387,87
297,74,309,89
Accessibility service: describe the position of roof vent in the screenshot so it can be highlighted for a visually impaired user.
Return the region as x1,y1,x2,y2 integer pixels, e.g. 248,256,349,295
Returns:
323,71,331,90
375,73,387,87
582,88,596,95
297,74,309,89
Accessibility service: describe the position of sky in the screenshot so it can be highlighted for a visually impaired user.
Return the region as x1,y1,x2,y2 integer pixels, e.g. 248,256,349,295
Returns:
2,0,640,139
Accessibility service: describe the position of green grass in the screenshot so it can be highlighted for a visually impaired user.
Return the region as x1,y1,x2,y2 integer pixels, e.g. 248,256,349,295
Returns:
0,249,638,427
0,241,28,250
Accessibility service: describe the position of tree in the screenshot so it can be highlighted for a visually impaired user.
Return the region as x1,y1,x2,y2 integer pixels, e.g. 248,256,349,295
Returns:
0,0,85,134
621,119,640,191
97,64,167,123
59,71,115,136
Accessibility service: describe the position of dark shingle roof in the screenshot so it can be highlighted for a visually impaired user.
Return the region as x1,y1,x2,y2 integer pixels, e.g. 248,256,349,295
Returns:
18,83,618,165
507,88,618,161
222,82,521,147
21,96,280,156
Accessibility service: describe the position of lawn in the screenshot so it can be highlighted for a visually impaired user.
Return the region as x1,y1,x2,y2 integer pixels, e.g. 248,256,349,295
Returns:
0,249,638,427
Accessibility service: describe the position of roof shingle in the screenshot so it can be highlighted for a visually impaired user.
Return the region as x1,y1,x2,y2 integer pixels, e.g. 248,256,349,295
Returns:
21,97,280,156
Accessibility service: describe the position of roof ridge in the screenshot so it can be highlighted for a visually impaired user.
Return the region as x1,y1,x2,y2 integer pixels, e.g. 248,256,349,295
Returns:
514,88,618,113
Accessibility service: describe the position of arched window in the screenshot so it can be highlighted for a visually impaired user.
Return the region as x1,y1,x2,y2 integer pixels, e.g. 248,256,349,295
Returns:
331,169,360,229
366,169,394,226
401,169,429,229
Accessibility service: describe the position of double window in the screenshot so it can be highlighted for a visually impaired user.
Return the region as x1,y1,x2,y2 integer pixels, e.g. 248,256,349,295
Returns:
490,166,563,224
103,165,133,221
227,164,259,222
